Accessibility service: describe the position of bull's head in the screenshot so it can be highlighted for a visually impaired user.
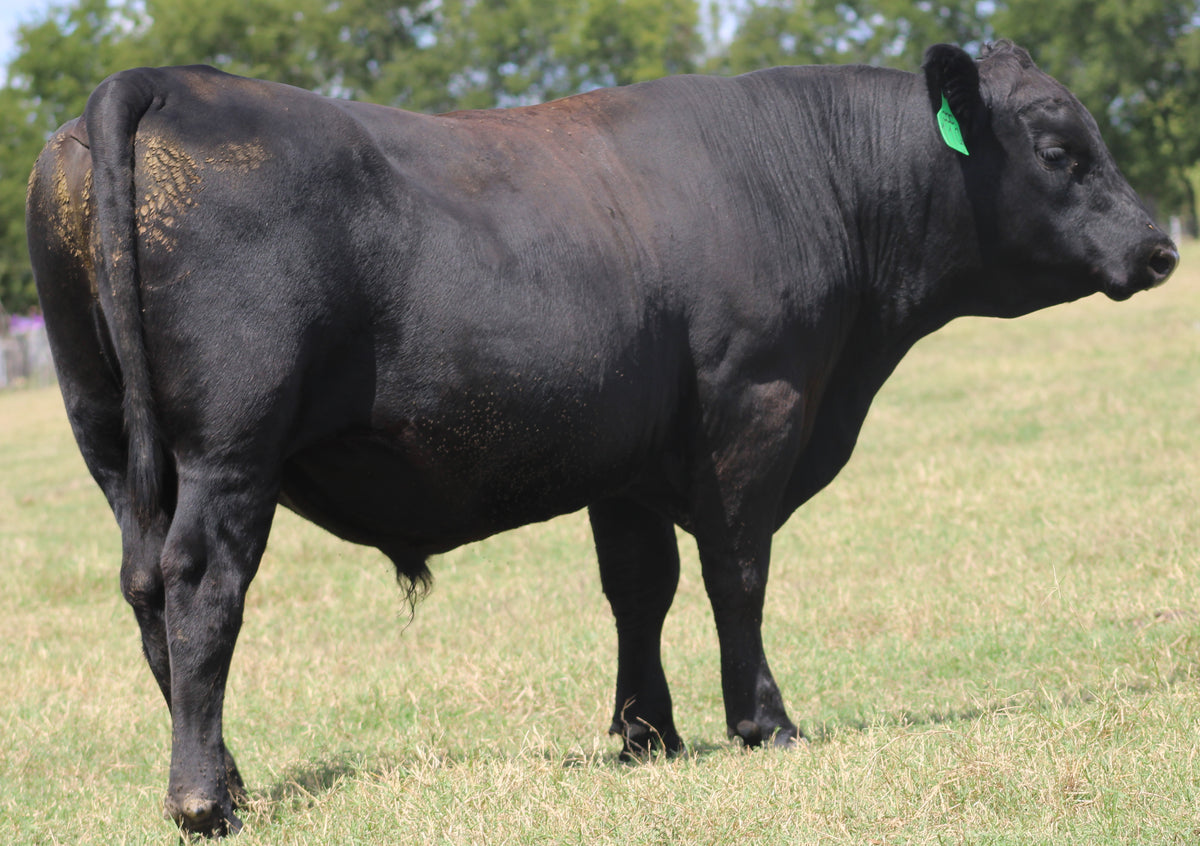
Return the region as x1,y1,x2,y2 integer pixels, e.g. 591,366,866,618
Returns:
925,41,1178,310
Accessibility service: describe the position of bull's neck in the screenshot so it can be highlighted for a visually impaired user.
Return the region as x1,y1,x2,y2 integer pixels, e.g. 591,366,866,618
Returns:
758,66,986,350
843,75,982,345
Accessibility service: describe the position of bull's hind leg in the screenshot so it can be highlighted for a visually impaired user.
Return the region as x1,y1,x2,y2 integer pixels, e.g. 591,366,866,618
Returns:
588,497,683,757
158,465,276,837
120,516,172,706
119,512,250,816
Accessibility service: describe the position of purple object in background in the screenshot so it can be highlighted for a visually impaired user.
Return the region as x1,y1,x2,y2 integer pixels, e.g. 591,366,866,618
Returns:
10,314,45,334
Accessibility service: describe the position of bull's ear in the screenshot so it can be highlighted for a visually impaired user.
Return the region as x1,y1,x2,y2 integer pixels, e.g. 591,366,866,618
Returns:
923,44,983,143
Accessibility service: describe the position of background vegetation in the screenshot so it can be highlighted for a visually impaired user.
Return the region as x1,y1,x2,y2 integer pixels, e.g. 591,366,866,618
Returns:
2,0,1198,312
2,241,1197,843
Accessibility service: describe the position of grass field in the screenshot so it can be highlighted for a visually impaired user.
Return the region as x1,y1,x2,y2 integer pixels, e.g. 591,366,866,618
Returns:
2,245,1199,844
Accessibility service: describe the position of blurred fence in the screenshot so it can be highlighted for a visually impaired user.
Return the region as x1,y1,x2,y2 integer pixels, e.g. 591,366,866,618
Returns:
1,315,55,389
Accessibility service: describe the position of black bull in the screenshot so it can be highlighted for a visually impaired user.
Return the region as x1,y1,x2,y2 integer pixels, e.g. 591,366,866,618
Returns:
26,41,1177,835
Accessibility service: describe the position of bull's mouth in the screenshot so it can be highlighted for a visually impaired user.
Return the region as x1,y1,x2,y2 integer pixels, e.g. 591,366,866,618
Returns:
1099,267,1140,301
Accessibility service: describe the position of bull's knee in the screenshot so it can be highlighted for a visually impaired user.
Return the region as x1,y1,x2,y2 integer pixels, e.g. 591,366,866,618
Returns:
119,518,168,614
120,563,163,611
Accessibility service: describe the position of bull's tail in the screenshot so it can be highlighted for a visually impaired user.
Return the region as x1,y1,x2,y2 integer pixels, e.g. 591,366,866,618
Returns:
85,70,162,526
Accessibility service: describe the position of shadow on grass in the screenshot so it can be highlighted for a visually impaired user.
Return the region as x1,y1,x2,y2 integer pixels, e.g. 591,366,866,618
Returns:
801,700,1006,746
248,752,368,820
246,733,735,819
246,650,1200,822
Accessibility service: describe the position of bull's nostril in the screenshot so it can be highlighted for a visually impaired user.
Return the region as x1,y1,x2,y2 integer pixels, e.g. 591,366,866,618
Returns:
1148,245,1179,280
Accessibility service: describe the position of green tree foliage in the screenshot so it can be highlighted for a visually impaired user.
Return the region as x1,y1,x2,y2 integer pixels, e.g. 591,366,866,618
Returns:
369,0,699,112
0,87,46,314
714,0,992,73
135,0,346,91
718,1,1200,224
135,0,439,99
576,0,700,86
1,0,1195,312
388,0,601,112
0,0,135,312
993,0,1200,219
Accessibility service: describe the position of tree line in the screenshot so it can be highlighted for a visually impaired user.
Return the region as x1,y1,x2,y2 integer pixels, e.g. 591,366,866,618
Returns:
3,0,1197,312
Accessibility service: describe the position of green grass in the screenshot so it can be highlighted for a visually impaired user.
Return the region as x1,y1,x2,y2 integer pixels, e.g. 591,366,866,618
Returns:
3,245,1199,843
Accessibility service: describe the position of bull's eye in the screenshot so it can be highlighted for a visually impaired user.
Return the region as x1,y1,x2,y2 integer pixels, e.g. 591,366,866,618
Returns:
1037,146,1069,168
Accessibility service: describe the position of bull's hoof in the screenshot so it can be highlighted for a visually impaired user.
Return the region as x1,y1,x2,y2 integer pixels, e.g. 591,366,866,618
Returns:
614,720,684,761
164,792,242,839
733,720,804,749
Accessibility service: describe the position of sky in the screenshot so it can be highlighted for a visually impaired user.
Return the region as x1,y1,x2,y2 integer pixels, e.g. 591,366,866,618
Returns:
0,0,47,69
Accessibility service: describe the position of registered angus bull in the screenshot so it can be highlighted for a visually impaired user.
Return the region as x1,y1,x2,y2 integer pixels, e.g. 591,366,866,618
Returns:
27,40,1175,835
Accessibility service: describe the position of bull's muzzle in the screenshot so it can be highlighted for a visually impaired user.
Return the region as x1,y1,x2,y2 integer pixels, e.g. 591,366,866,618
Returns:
1146,242,1179,288
1104,233,1179,301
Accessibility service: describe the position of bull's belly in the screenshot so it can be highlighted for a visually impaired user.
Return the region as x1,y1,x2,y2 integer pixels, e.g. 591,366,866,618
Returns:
277,421,643,556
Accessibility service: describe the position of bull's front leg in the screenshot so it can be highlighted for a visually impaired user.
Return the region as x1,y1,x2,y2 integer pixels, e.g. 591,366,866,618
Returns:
158,470,275,837
697,536,800,748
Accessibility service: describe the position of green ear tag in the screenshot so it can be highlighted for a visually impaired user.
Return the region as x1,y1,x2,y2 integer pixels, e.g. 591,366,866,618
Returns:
937,93,969,156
